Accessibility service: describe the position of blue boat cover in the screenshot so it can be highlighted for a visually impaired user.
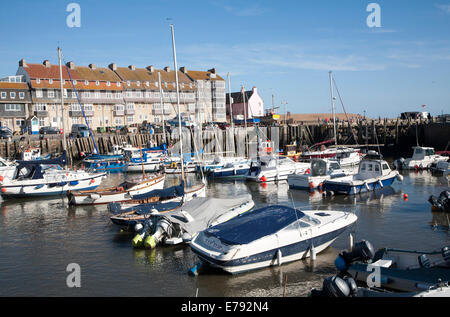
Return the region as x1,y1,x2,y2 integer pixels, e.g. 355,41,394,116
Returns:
204,205,305,245
131,181,184,200
15,151,67,180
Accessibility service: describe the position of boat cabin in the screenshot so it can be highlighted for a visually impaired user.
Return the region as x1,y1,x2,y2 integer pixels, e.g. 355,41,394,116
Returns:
310,159,340,177
410,146,435,160
358,159,391,179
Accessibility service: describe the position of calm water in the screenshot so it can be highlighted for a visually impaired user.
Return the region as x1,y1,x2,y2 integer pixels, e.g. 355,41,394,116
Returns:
0,167,449,297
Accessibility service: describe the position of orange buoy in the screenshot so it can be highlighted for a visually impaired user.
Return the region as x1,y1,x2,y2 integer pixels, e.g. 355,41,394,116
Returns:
260,176,267,182
403,193,408,200
1,188,7,193
306,169,310,174
0,175,4,182
90,179,95,184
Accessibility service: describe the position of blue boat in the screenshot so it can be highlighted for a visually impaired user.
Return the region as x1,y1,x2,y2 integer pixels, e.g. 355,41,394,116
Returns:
190,205,357,274
322,154,403,195
207,161,250,179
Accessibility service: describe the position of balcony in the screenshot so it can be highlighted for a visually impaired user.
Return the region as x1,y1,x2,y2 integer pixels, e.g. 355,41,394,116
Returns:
34,110,48,117
114,109,124,116
125,108,135,115
69,110,83,117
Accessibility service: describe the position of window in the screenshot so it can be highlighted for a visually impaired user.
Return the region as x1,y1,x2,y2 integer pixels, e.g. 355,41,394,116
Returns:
146,81,149,87
126,91,132,98
72,117,79,124
106,92,112,99
368,164,373,172
39,118,45,126
136,81,140,86
155,81,159,87
136,91,142,98
10,92,16,99
127,81,131,87
73,80,77,85
126,116,134,123
70,104,81,111
382,164,390,170
36,90,43,98
94,92,100,99
49,79,53,84
35,103,47,111
83,91,91,98
47,90,55,98
85,80,89,85
374,164,380,172
63,89,68,98
1,92,6,99
107,81,111,87
72,91,77,99
361,164,366,171
36,78,41,84
96,81,100,86
62,79,65,85
126,103,135,110
5,104,21,111
116,82,121,87
115,92,122,99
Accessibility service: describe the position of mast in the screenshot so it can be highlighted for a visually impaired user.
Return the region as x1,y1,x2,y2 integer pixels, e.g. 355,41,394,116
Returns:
57,47,69,165
227,72,233,130
242,85,249,158
158,71,167,145
329,71,337,146
170,24,185,182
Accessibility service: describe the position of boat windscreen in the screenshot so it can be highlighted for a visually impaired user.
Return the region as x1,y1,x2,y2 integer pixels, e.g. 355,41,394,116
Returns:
204,205,305,245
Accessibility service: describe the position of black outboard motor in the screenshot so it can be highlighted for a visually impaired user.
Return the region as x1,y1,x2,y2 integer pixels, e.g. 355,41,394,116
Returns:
442,246,450,264
428,191,450,212
335,240,375,272
310,275,358,297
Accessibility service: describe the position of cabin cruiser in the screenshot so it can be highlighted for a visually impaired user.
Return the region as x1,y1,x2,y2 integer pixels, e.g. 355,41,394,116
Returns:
288,159,355,190
323,152,403,195
123,147,163,172
245,155,309,182
207,161,251,179
430,160,450,174
394,146,448,170
328,148,363,167
189,205,357,274
0,152,106,198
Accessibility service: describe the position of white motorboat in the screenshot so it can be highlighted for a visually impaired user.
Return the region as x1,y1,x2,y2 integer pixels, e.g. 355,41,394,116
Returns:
190,205,357,274
207,161,251,179
163,160,197,174
328,148,363,167
67,174,166,205
0,152,106,198
394,146,448,170
123,147,163,173
323,152,403,195
430,160,450,174
245,155,310,182
288,159,356,190
0,157,17,180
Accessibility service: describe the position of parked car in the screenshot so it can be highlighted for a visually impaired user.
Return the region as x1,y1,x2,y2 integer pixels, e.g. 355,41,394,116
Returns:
0,127,13,139
39,126,60,135
71,124,90,138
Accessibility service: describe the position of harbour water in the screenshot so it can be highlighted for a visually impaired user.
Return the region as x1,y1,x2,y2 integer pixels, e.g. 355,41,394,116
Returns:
0,165,449,297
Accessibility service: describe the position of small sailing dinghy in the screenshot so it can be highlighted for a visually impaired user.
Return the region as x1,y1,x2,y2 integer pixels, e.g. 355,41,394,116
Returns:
288,158,355,190
322,152,403,195
189,205,357,274
130,194,255,249
66,173,165,205
0,151,106,198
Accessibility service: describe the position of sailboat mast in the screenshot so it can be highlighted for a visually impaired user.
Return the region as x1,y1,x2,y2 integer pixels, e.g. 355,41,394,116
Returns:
242,85,249,158
227,72,233,130
329,71,337,146
158,71,167,145
170,24,185,182
57,47,68,161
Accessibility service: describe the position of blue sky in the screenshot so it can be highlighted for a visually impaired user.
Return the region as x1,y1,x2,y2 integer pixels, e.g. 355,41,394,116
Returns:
0,0,449,118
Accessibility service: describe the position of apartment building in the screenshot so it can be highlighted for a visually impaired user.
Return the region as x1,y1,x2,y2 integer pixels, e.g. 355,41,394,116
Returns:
9,58,227,132
0,75,32,132
182,68,226,123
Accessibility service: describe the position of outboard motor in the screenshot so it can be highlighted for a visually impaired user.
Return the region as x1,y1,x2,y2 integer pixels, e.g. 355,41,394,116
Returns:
132,218,153,248
428,191,450,212
335,240,375,272
310,275,357,297
442,246,450,264
144,217,174,249
393,158,405,170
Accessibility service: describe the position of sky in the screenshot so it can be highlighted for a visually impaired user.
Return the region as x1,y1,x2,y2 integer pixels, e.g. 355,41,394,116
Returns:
0,0,449,118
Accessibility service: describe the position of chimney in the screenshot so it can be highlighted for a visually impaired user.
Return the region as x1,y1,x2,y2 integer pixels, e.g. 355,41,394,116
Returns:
252,86,257,93
164,66,171,72
66,61,75,70
128,65,135,71
89,63,96,70
19,59,27,67
208,68,216,74
146,65,155,73
180,66,188,74
43,60,51,68
108,63,117,71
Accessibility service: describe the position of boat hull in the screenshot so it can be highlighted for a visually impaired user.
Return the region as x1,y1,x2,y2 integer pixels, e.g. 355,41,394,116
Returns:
323,174,397,195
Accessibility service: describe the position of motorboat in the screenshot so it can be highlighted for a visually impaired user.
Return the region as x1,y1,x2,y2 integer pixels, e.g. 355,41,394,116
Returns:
189,205,357,274
130,194,255,249
66,173,165,205
430,160,450,174
0,151,106,198
245,155,310,182
322,152,403,195
328,148,363,167
0,157,18,180
197,156,248,173
21,147,51,161
123,147,163,173
207,161,251,179
288,159,355,190
329,240,450,294
394,146,448,170
163,160,197,174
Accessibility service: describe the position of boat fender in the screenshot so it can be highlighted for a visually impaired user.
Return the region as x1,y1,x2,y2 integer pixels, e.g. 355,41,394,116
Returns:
277,250,283,266
335,240,375,272
442,246,450,263
364,182,370,191
1,187,7,193
35,184,45,189
378,180,383,188
418,254,431,268
396,174,404,182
